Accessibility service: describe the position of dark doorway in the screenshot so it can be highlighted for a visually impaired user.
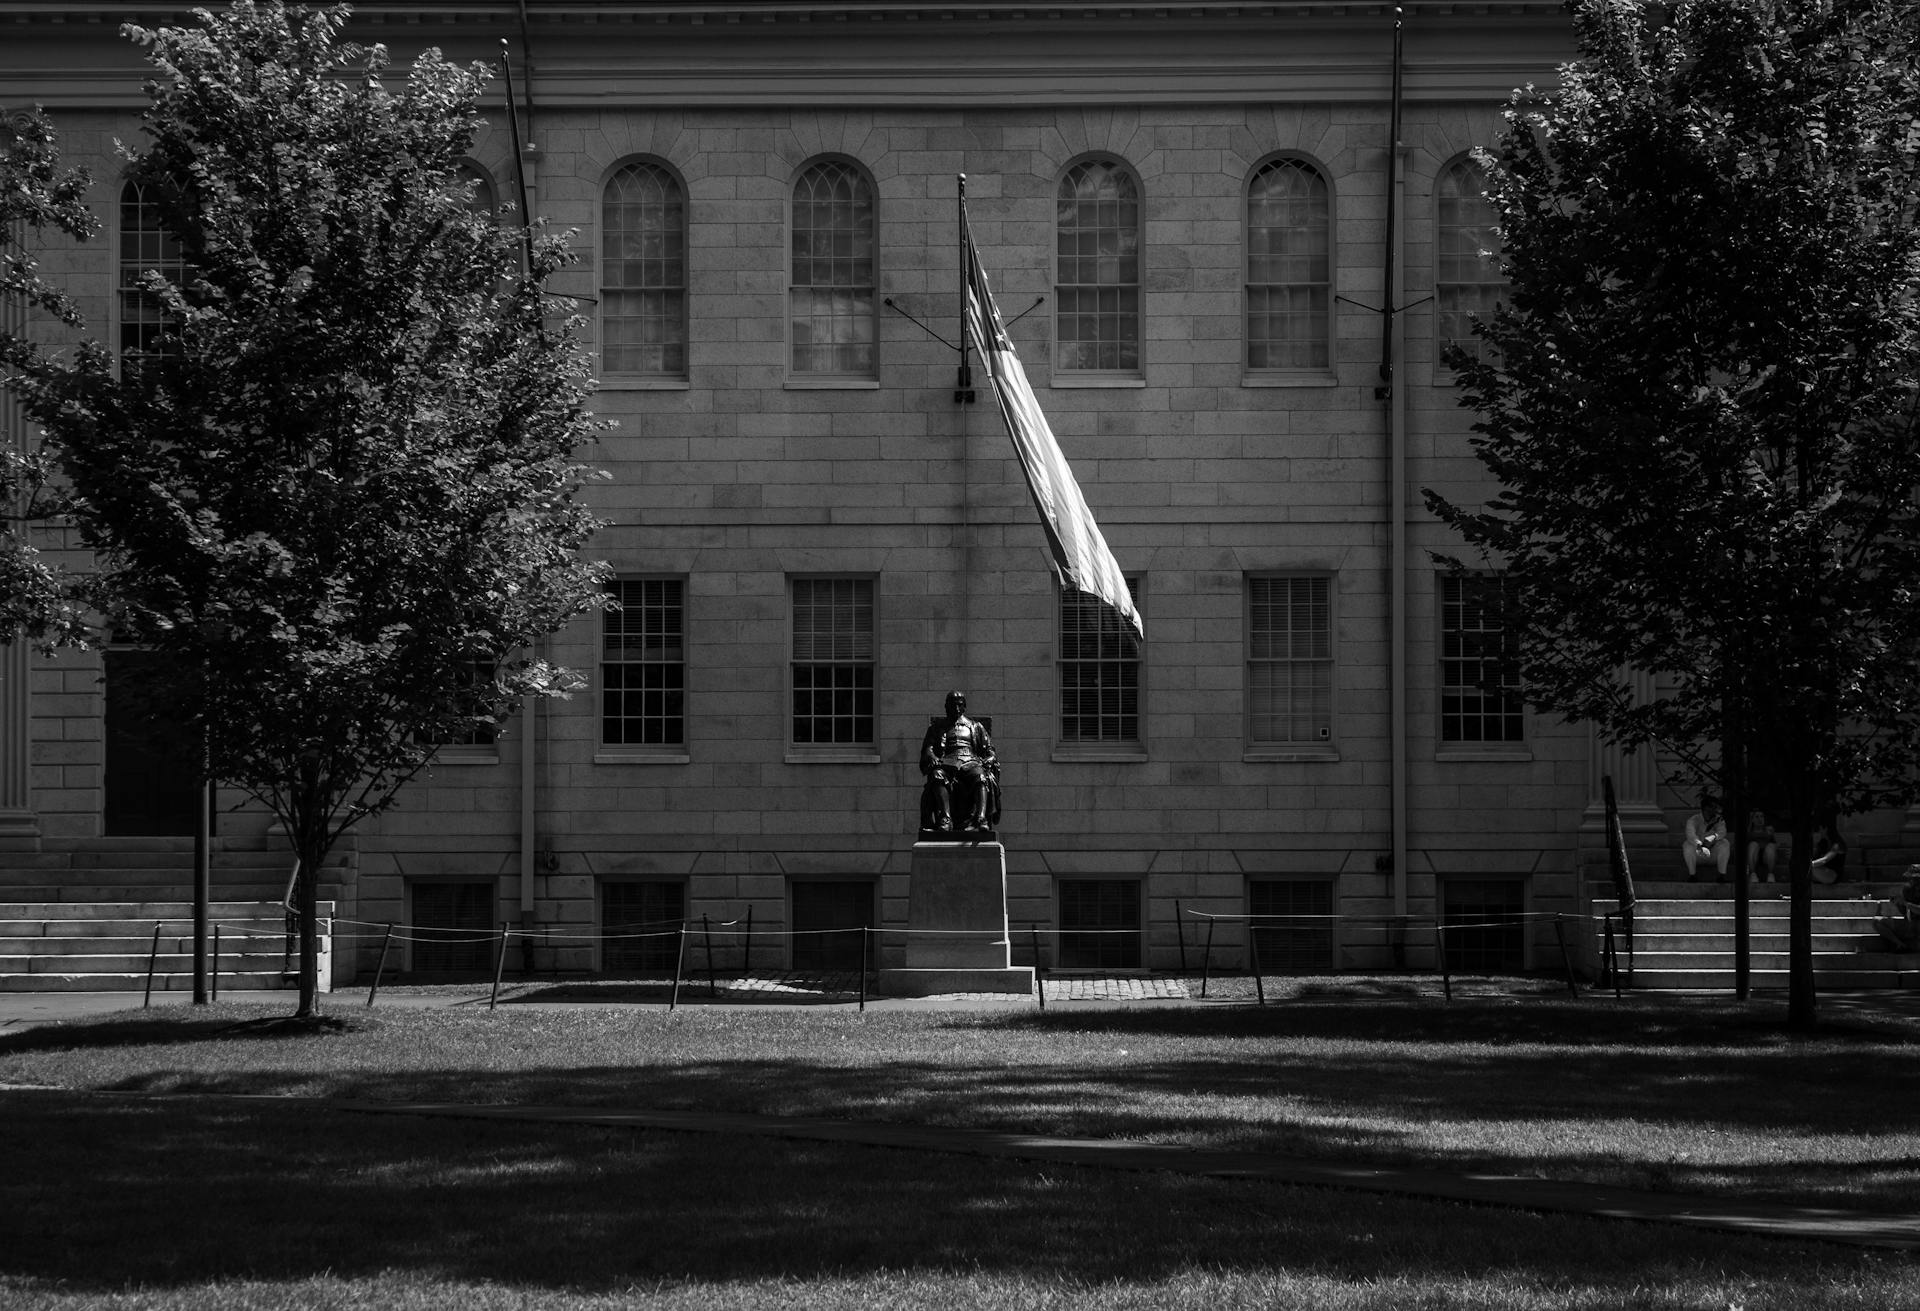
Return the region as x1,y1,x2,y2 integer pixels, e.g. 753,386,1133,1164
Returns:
789,880,873,971
103,649,201,837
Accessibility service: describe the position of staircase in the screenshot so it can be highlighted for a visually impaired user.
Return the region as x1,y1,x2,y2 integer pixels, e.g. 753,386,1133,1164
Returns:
0,839,345,993
1591,879,1918,990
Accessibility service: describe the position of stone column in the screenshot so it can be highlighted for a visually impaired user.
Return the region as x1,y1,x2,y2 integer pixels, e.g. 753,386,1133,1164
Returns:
0,198,39,843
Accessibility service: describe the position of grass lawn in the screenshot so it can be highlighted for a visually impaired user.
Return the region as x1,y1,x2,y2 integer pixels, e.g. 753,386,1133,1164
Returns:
2,987,1917,1308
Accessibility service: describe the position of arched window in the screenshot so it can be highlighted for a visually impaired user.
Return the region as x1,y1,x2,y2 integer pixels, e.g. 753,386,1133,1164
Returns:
1435,157,1505,366
118,180,188,366
602,160,688,378
1054,158,1141,374
457,161,496,216
789,159,876,378
1246,158,1331,372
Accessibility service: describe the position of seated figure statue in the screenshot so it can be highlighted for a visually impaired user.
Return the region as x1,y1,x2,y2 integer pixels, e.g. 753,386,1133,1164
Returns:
919,690,1001,836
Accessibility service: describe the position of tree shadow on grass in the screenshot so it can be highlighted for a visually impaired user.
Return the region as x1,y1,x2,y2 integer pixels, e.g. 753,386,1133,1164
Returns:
0,1090,1893,1303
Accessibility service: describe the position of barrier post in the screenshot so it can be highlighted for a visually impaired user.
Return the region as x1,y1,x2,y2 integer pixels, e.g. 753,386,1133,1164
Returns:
211,926,222,1003
1030,924,1045,1011
368,923,395,1008
1604,915,1621,1000
1553,914,1580,998
1175,900,1188,973
1249,916,1266,1006
1200,915,1216,998
488,922,509,1011
143,921,163,1007
702,914,717,997
858,927,869,1012
669,921,687,1011
1436,921,1452,1000
743,904,754,975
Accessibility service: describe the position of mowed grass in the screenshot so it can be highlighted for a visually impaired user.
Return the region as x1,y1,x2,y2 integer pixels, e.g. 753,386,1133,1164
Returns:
1,1088,1912,1311
4,987,1919,1214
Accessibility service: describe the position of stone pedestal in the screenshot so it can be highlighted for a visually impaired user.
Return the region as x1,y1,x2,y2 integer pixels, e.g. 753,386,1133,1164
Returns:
879,840,1035,997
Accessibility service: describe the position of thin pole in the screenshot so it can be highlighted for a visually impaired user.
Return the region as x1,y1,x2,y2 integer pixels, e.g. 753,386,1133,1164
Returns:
669,921,686,1011
1175,899,1187,973
489,922,509,1011
1030,924,1045,1011
1437,921,1451,1001
1554,915,1580,998
498,42,536,277
1250,917,1266,1007
1200,916,1216,998
210,925,221,1003
368,923,394,1008
192,767,210,1005
743,904,753,974
956,173,973,403
144,922,162,1008
858,928,868,1012
702,913,717,998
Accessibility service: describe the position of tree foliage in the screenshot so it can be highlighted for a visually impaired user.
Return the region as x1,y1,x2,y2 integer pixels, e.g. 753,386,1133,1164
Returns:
16,0,610,1016
0,108,96,644
1425,0,1920,1026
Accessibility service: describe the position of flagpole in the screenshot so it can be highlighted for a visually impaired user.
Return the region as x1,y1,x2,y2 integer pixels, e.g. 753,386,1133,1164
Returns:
957,175,974,693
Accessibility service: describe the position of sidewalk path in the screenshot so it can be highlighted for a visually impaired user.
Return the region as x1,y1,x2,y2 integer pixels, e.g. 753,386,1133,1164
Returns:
325,1096,1919,1252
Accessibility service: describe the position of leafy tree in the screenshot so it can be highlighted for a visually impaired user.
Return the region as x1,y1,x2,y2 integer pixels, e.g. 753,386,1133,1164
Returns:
17,0,609,1019
0,108,95,644
1426,0,1920,1028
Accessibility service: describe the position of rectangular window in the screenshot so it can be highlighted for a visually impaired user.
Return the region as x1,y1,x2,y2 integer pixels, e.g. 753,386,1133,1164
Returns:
1059,579,1142,750
1057,879,1142,969
603,578,685,749
1248,575,1333,746
410,881,495,974
791,577,875,748
601,881,685,973
1439,572,1523,744
1440,878,1526,974
1249,879,1335,973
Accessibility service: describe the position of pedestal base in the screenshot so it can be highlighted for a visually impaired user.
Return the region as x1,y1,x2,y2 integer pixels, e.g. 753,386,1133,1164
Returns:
878,965,1037,996
878,840,1035,997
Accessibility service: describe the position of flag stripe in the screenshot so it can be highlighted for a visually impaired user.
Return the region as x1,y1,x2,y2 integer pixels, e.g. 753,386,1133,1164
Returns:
963,208,1144,640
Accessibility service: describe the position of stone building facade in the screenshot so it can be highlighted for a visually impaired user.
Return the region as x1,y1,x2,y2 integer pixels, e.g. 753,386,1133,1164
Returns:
4,0,1703,981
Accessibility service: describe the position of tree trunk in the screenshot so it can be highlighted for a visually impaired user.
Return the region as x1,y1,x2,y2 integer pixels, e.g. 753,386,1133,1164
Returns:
1786,805,1817,1031
294,833,327,1019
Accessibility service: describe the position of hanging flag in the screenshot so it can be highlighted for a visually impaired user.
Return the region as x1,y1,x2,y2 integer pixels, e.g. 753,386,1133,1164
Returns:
962,204,1144,639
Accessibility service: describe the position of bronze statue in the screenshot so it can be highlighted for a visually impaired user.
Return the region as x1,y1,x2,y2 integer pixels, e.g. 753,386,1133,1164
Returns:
919,690,1000,836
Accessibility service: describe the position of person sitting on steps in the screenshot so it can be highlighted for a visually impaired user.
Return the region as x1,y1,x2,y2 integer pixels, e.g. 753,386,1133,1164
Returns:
1874,868,1919,953
1681,793,1730,882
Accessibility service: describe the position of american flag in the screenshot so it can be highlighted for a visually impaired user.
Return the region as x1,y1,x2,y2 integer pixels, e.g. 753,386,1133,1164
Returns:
962,206,1144,640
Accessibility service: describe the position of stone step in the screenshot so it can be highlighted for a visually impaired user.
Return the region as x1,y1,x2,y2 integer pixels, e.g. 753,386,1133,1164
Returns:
0,972,296,992
0,927,292,950
1620,948,1911,971
0,947,290,974
0,884,297,903
0,901,332,920
1604,932,1878,952
0,865,296,884
1619,967,1920,990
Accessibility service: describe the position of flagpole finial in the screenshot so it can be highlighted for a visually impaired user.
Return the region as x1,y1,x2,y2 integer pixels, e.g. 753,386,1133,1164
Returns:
958,172,967,196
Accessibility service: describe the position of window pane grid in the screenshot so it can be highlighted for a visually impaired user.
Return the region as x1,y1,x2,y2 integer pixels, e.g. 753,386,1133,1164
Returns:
603,162,688,376
1249,879,1335,972
1248,576,1332,745
1440,573,1523,743
1059,582,1141,745
602,881,685,973
791,578,875,745
1055,160,1141,372
603,579,686,747
1058,879,1142,969
412,882,495,974
1436,160,1505,365
791,161,876,376
1246,159,1330,370
119,181,189,366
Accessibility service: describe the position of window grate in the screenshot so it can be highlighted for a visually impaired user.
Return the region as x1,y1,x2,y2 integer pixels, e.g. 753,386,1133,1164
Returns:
1055,159,1141,372
1441,879,1526,973
1249,879,1335,972
791,578,875,745
603,162,688,377
791,160,876,376
1246,158,1330,370
1440,573,1523,743
603,579,686,747
1248,575,1332,745
1058,879,1142,969
602,881,685,973
411,881,495,974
